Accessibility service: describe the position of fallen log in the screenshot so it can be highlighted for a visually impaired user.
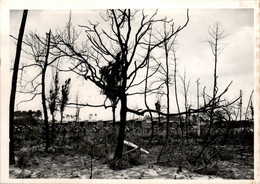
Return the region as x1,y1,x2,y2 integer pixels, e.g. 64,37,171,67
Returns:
103,140,149,164
123,140,149,154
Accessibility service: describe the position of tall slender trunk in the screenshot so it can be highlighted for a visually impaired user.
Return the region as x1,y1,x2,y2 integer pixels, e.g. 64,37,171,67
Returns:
172,45,184,168
196,78,200,136
165,42,170,140
158,37,171,163
9,10,28,164
42,30,51,151
173,49,183,141
157,27,172,162
197,23,220,159
144,49,154,146
180,72,190,144
207,25,218,141
185,95,189,143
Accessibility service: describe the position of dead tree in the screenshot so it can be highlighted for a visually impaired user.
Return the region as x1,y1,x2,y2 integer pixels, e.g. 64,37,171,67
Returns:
195,78,200,136
55,9,189,160
160,22,176,140
9,9,28,164
42,31,51,150
196,22,236,163
144,31,155,145
15,29,64,151
172,40,184,141
180,71,191,143
154,24,178,162
206,22,227,138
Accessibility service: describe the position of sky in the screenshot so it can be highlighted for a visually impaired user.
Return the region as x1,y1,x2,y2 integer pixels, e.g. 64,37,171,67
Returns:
8,9,254,121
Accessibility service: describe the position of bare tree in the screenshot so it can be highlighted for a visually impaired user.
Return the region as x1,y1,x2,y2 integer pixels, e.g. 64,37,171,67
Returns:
55,9,189,160
15,29,64,151
172,40,184,141
195,78,201,136
180,71,191,143
144,32,155,145
196,22,236,163
41,30,51,150
160,22,176,140
197,22,228,141
207,22,227,138
155,23,177,162
9,9,28,164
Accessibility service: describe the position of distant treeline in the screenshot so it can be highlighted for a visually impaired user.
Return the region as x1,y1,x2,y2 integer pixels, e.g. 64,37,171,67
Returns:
14,110,42,126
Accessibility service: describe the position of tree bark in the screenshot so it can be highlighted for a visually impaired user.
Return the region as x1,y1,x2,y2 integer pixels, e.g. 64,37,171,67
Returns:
9,10,28,164
42,30,51,151
114,93,127,159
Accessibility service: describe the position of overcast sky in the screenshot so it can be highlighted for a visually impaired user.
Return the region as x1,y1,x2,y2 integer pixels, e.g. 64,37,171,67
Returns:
9,9,254,121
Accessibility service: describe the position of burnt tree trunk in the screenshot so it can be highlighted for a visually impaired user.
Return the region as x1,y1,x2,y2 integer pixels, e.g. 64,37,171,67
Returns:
113,93,127,159
206,24,218,141
165,39,170,140
42,30,51,151
9,10,28,164
173,49,183,141
144,48,154,146
112,105,116,126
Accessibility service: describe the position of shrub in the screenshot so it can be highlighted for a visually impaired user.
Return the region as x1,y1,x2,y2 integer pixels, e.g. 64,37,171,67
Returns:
15,148,31,168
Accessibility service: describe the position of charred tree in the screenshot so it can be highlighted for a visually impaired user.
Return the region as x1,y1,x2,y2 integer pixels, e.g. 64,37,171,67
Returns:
42,30,51,151
9,9,28,164
180,71,191,143
55,9,189,161
13,28,64,151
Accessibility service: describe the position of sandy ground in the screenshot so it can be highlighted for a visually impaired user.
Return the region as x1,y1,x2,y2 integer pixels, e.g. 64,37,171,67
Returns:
9,153,226,179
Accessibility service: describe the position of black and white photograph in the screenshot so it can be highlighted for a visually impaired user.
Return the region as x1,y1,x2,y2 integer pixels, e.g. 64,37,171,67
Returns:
0,0,259,182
